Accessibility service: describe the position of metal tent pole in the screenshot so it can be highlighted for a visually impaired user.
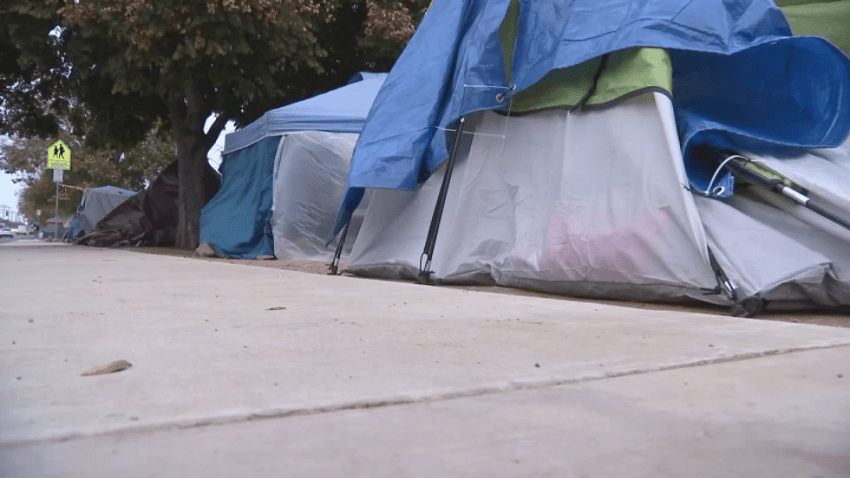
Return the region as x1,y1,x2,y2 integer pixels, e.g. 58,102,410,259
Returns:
725,155,850,232
418,117,467,284
328,220,350,275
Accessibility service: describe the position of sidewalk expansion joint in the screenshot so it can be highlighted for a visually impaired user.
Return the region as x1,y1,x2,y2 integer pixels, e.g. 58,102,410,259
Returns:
5,342,849,448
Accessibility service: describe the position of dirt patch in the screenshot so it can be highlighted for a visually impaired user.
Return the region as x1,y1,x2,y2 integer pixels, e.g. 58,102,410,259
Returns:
129,247,850,328
132,247,336,274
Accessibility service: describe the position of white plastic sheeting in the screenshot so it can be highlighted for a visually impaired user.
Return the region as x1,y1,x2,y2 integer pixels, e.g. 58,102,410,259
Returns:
347,93,725,303
346,90,850,309
271,131,368,260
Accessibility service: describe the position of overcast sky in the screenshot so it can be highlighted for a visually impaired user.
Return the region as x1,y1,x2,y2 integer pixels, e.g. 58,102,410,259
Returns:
0,132,22,211
0,172,21,211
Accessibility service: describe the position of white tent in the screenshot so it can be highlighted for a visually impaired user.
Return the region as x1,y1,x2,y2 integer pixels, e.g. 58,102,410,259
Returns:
346,92,850,313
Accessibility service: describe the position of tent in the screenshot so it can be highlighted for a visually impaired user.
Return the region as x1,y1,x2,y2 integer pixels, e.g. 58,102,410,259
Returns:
66,185,137,241
199,73,386,259
333,0,850,315
77,160,221,248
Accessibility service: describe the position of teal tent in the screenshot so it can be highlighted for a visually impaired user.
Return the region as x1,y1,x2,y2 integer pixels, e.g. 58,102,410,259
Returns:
200,73,386,259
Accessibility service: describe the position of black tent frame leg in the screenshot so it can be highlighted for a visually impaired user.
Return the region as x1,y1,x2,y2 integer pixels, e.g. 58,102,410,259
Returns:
328,220,350,275
418,117,467,285
705,246,767,318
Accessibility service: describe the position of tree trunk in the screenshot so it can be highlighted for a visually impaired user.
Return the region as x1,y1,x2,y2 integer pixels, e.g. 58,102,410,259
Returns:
167,82,228,250
173,135,208,249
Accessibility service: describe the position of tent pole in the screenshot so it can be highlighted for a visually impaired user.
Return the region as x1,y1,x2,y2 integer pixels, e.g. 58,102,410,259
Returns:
419,116,467,284
725,155,850,232
329,220,350,275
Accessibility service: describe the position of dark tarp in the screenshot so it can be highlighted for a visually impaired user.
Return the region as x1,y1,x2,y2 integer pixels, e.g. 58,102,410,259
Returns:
77,161,220,248
65,185,137,241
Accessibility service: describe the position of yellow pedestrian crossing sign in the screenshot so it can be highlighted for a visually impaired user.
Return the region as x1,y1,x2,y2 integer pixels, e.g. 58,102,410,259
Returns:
46,140,71,170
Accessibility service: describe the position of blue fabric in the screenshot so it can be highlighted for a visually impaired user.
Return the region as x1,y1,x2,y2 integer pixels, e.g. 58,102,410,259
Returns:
335,0,850,235
223,73,387,155
200,137,278,259
672,38,850,195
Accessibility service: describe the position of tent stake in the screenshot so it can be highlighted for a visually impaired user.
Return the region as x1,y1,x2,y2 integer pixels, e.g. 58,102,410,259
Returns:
419,117,467,284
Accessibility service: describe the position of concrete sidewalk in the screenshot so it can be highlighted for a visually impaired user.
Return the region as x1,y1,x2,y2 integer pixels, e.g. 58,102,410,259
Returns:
1,243,849,477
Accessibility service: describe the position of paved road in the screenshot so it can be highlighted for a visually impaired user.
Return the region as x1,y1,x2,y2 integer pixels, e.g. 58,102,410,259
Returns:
0,234,37,245
1,243,849,477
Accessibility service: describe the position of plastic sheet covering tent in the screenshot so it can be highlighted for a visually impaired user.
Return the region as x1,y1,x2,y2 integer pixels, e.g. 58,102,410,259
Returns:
66,185,136,241
338,0,850,315
349,95,722,302
200,73,386,259
271,131,369,260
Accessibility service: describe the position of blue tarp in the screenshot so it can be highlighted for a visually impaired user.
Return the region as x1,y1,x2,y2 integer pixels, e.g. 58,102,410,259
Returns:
223,74,388,155
200,137,278,258
335,0,850,235
201,73,387,259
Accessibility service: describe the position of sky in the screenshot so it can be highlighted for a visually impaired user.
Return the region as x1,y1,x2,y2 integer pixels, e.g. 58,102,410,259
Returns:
0,132,22,213
0,172,22,212
0,118,235,218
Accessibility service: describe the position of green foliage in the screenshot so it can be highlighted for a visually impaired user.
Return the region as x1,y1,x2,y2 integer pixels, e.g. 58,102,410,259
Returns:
1,0,430,246
2,0,429,139
0,2,70,138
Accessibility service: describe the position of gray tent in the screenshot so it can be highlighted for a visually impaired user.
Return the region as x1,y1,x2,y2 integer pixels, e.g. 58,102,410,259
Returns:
337,0,850,316
346,96,850,315
67,186,136,240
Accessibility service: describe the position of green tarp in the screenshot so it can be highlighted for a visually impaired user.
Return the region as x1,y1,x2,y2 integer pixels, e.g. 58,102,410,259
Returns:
779,0,850,55
500,0,671,113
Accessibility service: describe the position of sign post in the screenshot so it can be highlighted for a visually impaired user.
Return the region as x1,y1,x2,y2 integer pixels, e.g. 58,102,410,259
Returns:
47,140,71,239
54,181,59,227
